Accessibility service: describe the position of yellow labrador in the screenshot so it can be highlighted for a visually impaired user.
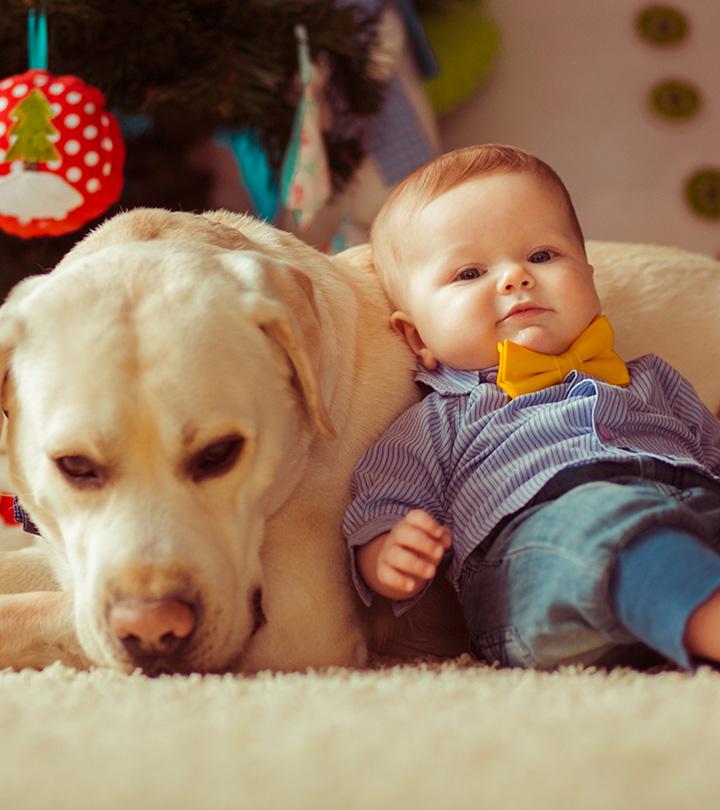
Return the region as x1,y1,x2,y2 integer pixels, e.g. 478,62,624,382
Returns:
0,209,419,674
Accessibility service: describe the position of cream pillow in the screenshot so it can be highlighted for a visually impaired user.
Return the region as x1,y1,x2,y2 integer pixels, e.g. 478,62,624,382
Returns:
588,241,720,414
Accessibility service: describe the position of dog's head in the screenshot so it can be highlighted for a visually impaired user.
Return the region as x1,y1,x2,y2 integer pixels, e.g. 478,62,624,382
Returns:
0,211,336,674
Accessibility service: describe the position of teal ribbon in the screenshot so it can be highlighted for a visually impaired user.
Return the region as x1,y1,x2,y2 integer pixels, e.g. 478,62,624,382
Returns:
214,129,279,222
215,25,312,224
27,6,49,71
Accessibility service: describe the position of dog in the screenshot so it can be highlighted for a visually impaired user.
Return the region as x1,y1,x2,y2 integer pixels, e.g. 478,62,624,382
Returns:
0,208,422,674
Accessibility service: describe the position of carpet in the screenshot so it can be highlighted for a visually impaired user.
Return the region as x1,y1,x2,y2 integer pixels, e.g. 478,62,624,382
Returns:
1,659,719,810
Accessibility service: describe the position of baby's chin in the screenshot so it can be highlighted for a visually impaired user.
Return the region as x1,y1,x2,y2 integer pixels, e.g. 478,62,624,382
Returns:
506,325,571,356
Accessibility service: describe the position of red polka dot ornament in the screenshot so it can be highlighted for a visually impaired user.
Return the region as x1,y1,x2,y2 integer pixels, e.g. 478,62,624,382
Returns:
0,9,124,238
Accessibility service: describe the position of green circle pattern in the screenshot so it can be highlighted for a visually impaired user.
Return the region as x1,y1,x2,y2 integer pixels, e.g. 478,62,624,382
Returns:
650,79,701,120
685,170,720,219
636,5,688,46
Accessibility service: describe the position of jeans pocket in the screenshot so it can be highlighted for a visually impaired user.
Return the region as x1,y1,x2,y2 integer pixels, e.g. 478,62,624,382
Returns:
471,625,535,668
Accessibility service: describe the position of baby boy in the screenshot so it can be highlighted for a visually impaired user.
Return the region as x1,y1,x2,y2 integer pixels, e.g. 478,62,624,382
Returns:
343,144,720,670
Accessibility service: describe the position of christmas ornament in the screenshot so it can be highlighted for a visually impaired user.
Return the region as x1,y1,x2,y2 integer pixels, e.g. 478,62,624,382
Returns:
280,25,332,231
420,0,500,116
0,9,124,238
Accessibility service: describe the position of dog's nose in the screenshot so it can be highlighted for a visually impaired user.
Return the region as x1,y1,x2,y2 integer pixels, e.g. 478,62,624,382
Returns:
109,598,196,660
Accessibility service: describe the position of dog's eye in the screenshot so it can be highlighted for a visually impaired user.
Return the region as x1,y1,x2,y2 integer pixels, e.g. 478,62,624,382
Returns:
56,455,103,487
190,436,244,482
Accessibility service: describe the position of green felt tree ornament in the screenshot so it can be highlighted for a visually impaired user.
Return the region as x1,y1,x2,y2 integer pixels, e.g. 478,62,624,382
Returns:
5,87,60,165
421,0,500,116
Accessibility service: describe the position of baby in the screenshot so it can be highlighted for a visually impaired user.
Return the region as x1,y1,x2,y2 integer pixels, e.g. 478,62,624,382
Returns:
343,144,720,670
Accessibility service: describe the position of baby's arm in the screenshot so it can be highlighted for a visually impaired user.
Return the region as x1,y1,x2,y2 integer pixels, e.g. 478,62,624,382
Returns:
356,510,452,601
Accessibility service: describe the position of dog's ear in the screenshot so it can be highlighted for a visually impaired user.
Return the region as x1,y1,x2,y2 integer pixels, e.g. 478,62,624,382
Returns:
332,243,377,278
223,252,336,440
0,275,47,403
0,274,48,441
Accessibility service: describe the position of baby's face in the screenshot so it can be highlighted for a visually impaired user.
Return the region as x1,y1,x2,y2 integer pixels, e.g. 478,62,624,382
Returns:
393,171,601,370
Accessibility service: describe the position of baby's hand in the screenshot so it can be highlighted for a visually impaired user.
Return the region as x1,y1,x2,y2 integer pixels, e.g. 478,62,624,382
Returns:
375,510,452,599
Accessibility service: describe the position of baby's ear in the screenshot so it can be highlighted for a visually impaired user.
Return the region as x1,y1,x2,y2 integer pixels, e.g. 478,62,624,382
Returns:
390,312,437,370
390,311,419,346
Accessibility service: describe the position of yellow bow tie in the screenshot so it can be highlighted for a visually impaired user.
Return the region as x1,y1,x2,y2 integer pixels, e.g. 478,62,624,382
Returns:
496,315,630,399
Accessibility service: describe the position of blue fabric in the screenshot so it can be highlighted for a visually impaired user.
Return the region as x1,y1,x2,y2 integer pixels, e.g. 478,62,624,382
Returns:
343,354,720,614
393,0,440,78
337,0,439,78
612,526,720,669
215,129,279,222
458,467,720,670
366,74,437,186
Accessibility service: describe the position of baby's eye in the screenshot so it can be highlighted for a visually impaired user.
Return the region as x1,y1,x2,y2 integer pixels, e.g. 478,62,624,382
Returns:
529,249,556,263
455,267,484,281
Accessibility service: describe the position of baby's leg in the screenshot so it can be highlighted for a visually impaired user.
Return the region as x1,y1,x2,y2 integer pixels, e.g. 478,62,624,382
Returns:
614,524,720,665
685,592,720,660
460,479,720,669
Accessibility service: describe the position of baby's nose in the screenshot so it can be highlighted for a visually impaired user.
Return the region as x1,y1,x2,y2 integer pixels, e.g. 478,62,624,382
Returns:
498,263,534,292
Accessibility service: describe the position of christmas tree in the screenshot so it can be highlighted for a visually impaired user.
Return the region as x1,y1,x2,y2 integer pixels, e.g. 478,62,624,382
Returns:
0,0,388,293
0,1,464,293
5,88,60,166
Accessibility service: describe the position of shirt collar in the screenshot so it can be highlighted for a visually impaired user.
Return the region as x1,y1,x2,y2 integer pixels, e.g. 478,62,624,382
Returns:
414,362,499,395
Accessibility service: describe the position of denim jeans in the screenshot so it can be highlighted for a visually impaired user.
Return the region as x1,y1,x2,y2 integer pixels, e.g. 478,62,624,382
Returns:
459,459,720,669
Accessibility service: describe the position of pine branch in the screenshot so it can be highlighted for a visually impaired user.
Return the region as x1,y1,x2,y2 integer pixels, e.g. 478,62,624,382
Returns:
0,1,387,187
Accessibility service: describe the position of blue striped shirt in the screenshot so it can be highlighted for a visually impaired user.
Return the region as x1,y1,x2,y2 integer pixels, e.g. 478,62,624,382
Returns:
343,354,720,613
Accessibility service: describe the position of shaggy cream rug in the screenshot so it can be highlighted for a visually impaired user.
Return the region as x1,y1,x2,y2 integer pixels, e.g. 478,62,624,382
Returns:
1,659,719,810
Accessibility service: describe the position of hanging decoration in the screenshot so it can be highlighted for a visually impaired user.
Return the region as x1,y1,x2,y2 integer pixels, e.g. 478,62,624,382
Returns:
0,6,124,238
279,25,332,231
419,0,500,116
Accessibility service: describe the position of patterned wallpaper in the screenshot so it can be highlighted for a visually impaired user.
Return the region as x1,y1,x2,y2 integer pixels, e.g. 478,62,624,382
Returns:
441,0,720,258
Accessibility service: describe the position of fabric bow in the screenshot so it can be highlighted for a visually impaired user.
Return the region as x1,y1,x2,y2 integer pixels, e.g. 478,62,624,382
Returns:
496,315,630,399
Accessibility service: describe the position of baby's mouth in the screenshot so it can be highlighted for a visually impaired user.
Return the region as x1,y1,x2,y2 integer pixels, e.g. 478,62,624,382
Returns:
500,303,549,322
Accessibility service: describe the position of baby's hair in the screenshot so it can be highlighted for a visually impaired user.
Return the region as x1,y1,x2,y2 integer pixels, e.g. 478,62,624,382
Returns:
370,144,585,307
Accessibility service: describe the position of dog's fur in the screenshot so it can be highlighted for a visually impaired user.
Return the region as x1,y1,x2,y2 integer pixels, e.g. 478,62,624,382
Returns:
0,209,425,673
1,211,719,674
